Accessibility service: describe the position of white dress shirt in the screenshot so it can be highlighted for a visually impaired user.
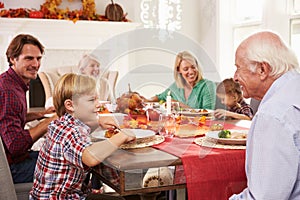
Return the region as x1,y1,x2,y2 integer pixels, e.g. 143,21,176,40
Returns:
230,71,300,200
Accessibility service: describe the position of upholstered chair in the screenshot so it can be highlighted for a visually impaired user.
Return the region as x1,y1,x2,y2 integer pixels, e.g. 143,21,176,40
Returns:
0,137,33,200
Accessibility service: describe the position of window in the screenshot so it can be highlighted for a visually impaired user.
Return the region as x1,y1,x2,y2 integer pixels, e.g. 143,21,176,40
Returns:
291,0,300,61
293,0,300,13
232,0,263,50
291,19,300,60
218,0,264,80
234,0,263,23
140,0,182,31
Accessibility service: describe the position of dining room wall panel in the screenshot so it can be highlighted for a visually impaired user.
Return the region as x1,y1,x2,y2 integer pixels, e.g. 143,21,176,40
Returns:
0,0,220,103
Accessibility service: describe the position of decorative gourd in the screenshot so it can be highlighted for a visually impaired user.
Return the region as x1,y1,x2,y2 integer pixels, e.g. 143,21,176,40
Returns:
105,0,124,21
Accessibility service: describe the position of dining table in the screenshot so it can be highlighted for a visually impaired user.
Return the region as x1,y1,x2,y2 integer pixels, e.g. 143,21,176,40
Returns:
91,118,252,200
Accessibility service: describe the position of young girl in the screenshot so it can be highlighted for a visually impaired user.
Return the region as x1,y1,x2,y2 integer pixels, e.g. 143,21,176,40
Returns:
30,73,135,199
214,78,253,120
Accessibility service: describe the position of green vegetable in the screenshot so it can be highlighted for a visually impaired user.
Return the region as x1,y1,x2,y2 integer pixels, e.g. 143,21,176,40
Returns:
218,130,231,138
159,100,165,104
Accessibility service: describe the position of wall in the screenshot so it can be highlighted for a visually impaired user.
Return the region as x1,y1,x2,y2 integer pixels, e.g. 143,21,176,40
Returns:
0,0,218,99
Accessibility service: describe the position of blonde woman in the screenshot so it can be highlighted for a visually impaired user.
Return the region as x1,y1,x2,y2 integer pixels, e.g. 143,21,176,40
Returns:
146,51,216,109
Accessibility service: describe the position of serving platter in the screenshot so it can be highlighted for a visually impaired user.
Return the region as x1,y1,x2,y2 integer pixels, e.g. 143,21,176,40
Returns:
180,109,213,117
205,130,248,145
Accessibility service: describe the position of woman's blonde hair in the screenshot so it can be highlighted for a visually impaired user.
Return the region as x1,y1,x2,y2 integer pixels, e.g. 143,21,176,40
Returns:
174,51,203,88
53,73,96,117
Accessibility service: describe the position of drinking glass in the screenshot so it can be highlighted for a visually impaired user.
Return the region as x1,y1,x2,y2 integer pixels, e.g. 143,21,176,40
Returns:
158,113,176,138
171,102,181,115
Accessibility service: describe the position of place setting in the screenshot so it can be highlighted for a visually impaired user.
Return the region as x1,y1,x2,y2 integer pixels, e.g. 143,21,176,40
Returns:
91,93,166,149
91,128,165,149
194,128,248,150
93,90,248,151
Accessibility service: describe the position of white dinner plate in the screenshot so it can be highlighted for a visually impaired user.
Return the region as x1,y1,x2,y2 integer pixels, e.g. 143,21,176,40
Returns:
91,129,156,140
205,130,248,145
44,113,55,118
180,109,213,117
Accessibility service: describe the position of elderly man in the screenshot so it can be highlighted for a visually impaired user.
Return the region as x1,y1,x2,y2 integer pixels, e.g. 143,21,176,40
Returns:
230,31,300,199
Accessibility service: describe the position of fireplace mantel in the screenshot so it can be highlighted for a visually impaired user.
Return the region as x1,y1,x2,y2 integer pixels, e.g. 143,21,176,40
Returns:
0,18,141,50
0,18,141,72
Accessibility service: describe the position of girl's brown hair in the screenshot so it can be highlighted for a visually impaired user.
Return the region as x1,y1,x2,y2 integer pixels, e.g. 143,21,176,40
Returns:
216,78,243,101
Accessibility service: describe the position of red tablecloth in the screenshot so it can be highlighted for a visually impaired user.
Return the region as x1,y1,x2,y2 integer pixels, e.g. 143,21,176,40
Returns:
153,123,248,200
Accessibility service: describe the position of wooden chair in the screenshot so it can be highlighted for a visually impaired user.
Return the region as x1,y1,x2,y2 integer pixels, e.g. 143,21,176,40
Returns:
250,98,261,115
0,136,127,199
0,137,32,200
106,70,119,101
38,68,119,106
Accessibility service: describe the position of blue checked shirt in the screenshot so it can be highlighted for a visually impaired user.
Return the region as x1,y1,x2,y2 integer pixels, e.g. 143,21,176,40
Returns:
230,71,300,200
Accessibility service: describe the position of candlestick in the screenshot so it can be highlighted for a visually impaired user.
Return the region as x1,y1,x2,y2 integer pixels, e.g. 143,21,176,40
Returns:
166,90,171,115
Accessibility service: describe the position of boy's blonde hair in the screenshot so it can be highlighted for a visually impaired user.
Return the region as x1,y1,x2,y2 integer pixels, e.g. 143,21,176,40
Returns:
53,73,96,117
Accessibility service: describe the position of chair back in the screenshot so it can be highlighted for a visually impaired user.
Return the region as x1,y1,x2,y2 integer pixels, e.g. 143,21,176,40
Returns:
0,137,18,200
107,71,119,101
250,98,261,115
39,68,119,106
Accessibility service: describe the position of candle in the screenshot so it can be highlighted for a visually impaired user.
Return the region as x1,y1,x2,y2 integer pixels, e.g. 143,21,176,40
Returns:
166,90,171,115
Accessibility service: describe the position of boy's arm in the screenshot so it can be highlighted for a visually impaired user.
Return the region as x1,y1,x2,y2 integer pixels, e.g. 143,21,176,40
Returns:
82,130,135,167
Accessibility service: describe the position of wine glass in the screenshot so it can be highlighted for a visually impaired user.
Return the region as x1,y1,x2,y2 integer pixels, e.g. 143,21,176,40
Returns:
158,113,176,138
171,102,181,116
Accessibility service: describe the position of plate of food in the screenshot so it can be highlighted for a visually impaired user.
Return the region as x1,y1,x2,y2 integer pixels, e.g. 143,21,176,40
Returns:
91,128,156,140
180,109,213,117
175,124,210,138
91,128,163,149
120,135,165,149
205,129,248,145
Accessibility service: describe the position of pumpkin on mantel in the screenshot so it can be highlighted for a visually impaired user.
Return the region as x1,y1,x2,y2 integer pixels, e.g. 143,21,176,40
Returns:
105,0,124,21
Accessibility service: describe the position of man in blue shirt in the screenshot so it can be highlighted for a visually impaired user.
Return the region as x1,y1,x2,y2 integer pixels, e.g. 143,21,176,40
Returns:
230,31,300,199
